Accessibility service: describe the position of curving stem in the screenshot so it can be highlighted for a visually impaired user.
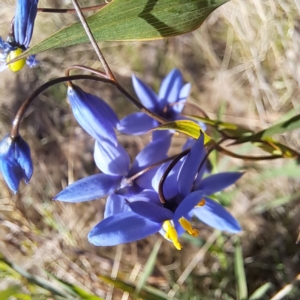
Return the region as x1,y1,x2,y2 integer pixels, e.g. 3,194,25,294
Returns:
10,74,167,139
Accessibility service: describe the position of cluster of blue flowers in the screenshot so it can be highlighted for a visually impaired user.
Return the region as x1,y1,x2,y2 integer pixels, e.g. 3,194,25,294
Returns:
0,1,242,249
0,0,38,72
0,64,243,249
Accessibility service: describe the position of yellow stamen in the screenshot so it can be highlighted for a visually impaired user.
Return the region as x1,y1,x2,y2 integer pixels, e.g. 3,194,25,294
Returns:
6,48,26,72
196,199,206,207
163,221,182,250
179,217,199,237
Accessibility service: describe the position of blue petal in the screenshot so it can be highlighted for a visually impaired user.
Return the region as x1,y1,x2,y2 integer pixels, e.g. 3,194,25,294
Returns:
53,174,122,202
88,211,162,246
94,140,130,176
194,172,244,195
193,197,241,233
14,136,33,183
152,130,173,141
129,201,173,223
117,112,158,135
172,83,191,114
158,69,183,109
129,135,172,175
182,138,196,151
26,55,39,68
0,159,22,194
173,190,204,229
68,86,118,144
14,0,38,47
152,162,182,200
132,74,159,110
135,167,159,190
128,189,161,204
178,134,205,197
0,135,32,193
104,194,129,218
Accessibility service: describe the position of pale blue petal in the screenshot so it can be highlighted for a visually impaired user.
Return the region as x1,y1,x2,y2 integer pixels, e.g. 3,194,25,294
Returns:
135,167,158,190
158,69,183,109
94,140,130,176
129,135,172,175
88,211,162,246
193,197,241,233
178,134,205,197
194,172,244,195
117,112,158,135
172,83,191,114
132,75,159,110
68,86,118,144
129,201,173,223
53,174,122,202
129,189,160,204
104,194,129,218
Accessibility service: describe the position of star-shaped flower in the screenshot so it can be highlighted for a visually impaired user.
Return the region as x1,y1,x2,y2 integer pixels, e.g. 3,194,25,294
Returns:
117,69,192,139
88,135,243,249
53,136,172,211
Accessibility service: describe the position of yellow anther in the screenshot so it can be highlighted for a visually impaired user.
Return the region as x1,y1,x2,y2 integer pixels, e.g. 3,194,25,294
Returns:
196,199,206,207
163,221,182,250
6,48,26,72
179,217,199,237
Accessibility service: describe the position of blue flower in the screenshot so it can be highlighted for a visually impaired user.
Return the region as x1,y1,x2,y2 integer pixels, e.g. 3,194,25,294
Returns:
14,0,39,49
0,134,33,193
117,69,191,139
0,0,39,72
88,135,243,249
67,85,119,145
53,136,172,212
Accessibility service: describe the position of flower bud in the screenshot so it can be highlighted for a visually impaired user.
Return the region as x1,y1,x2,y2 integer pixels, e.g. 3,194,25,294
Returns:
0,135,33,193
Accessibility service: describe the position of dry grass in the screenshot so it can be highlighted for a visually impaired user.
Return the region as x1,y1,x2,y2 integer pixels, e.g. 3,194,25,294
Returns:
1,0,300,299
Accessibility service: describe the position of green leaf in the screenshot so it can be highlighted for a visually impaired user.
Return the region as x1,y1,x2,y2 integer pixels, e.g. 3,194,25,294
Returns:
16,0,228,59
46,272,104,300
233,113,300,145
135,239,162,296
154,120,211,144
186,115,253,139
249,282,272,300
100,276,169,300
234,238,248,300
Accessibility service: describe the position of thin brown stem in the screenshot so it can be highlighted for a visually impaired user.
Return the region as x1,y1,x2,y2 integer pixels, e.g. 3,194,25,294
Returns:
71,0,115,80
37,4,105,13
126,151,180,184
65,66,168,124
10,75,111,138
10,74,167,138
158,149,189,204
65,65,107,78
216,145,283,161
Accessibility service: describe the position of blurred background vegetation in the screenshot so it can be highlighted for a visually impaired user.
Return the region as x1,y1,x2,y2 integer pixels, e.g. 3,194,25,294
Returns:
0,0,300,299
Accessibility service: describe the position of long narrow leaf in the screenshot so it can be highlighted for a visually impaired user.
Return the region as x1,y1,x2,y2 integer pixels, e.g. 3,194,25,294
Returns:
15,0,228,60
234,238,248,300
